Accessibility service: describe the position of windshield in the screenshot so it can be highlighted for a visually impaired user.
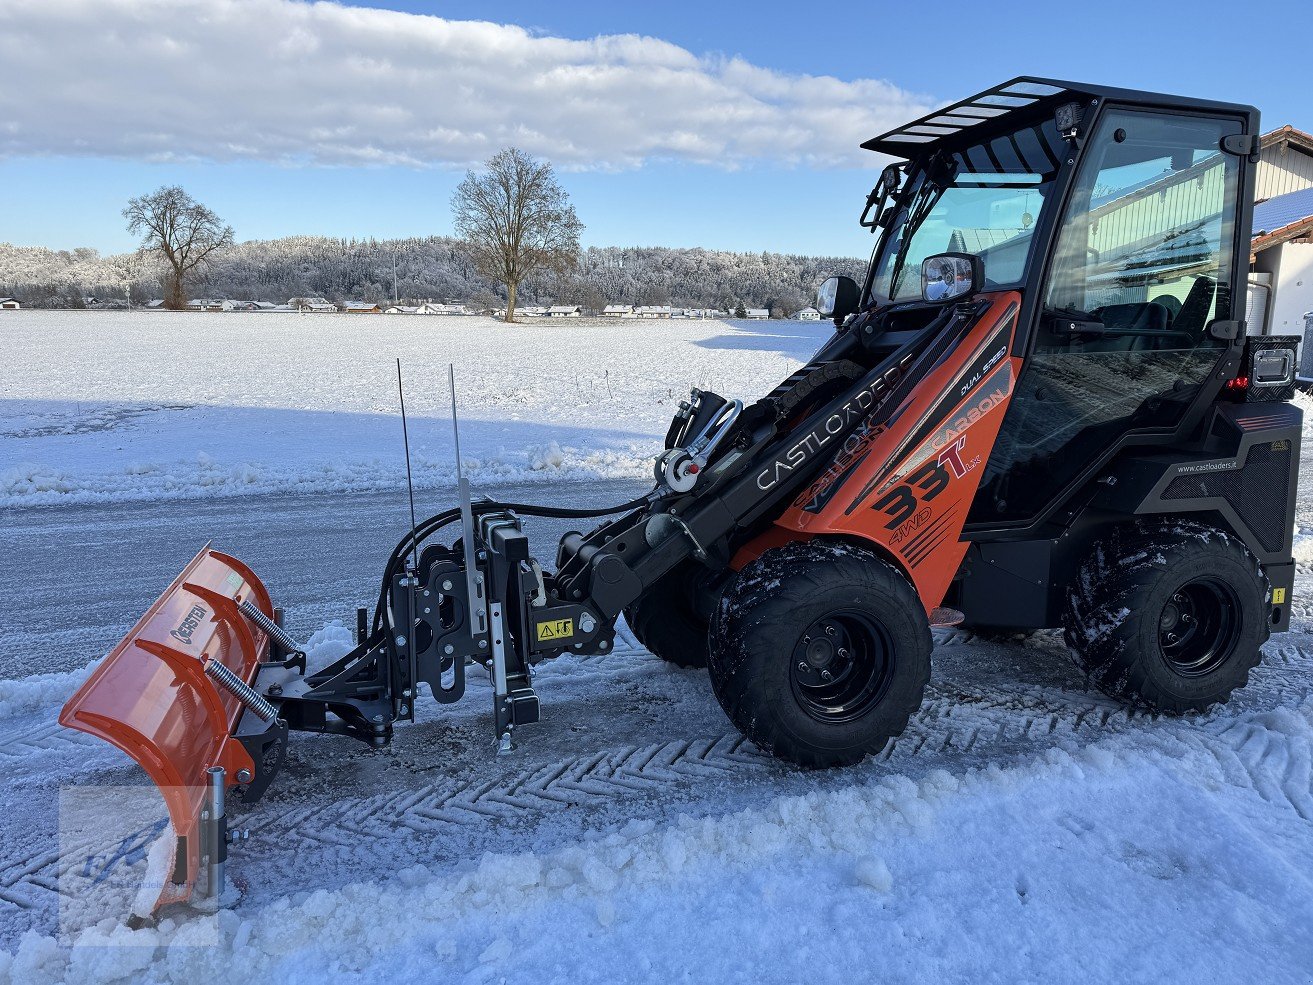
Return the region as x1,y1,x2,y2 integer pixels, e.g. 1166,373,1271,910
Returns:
868,117,1066,303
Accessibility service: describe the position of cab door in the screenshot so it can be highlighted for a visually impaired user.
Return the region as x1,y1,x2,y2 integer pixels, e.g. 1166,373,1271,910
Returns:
970,107,1248,525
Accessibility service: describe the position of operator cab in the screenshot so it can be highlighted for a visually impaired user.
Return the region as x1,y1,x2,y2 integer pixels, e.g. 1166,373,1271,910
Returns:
815,77,1281,537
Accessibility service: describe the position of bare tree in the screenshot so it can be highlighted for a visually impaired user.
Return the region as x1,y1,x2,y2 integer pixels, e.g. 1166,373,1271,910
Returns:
123,186,234,309
451,148,582,323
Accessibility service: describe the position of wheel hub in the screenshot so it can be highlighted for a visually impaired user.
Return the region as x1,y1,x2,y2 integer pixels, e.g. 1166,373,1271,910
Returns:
1157,579,1240,677
803,632,836,668
790,611,895,723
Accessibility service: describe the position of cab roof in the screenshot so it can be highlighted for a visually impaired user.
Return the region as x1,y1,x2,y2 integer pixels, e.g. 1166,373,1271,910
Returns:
862,77,1259,158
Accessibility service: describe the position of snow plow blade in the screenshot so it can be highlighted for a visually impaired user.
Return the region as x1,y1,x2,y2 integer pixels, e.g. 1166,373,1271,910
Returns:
59,545,289,915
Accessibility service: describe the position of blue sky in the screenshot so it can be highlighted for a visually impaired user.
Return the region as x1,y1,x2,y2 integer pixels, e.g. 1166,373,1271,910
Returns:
2,0,1309,258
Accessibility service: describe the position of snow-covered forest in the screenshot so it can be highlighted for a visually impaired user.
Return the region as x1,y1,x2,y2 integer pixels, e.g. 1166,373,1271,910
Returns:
0,238,868,313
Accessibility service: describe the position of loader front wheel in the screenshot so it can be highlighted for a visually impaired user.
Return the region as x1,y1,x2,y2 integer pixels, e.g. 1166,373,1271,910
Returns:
707,541,931,768
623,562,709,669
1064,521,1268,713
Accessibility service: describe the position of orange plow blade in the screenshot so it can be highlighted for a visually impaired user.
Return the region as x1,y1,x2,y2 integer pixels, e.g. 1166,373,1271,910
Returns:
59,545,287,914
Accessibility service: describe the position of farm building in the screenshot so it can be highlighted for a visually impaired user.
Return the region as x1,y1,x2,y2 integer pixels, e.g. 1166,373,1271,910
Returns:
601,305,633,318
744,308,769,320
343,302,381,314
291,298,338,313
0,297,20,310
796,307,821,321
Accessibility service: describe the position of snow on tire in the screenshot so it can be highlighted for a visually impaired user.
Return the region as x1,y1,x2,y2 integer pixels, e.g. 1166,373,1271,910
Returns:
1063,520,1270,714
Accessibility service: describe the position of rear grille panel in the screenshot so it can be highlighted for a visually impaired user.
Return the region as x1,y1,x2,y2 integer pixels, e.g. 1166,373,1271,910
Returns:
1162,441,1293,553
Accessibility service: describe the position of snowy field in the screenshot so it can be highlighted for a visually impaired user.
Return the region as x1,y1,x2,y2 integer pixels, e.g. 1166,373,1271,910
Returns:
0,310,820,506
2,311,1313,982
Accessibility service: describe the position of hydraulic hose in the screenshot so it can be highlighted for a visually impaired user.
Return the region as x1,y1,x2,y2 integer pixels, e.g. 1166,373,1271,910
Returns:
373,490,655,631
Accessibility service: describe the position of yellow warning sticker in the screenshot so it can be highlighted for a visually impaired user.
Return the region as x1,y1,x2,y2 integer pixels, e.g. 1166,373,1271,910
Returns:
536,618,574,642
1273,588,1287,604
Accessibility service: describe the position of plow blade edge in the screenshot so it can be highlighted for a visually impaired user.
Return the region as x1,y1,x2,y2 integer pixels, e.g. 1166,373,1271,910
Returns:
59,546,282,913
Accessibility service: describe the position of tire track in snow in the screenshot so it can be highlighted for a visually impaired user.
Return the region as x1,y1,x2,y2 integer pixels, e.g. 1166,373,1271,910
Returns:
5,635,1313,928
246,681,1164,849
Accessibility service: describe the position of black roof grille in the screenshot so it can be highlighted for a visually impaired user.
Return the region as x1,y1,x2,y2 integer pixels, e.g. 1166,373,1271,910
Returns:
862,77,1258,160
863,78,1072,157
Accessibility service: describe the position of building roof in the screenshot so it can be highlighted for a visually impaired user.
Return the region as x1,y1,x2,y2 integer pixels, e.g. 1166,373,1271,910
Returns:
602,305,631,313
1261,125,1313,159
1251,186,1313,254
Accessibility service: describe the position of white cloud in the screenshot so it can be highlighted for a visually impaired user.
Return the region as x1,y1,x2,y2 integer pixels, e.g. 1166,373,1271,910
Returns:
0,0,931,170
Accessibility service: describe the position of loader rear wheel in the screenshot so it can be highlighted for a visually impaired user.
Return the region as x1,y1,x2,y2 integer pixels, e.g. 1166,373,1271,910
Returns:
707,541,931,768
1063,521,1268,714
623,562,709,669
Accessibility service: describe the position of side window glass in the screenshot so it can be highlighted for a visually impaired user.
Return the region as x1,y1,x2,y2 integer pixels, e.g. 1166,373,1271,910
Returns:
972,109,1242,525
1043,110,1240,349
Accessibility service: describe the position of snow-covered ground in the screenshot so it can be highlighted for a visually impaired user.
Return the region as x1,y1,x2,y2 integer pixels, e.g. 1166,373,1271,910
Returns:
2,311,1313,983
0,311,821,505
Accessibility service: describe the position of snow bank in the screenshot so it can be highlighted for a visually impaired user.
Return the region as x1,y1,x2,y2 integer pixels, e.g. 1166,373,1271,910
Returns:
0,664,96,720
7,701,1312,983
302,622,355,673
0,312,820,507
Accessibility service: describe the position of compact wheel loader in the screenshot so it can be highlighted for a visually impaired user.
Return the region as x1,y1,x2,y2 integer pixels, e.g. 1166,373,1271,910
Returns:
63,77,1303,915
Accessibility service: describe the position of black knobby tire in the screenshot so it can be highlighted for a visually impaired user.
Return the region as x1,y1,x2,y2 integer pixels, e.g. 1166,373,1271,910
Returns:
707,540,931,768
623,562,710,669
1064,521,1269,713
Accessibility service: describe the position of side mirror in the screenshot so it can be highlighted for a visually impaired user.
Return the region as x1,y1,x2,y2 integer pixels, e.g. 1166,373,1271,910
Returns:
921,253,983,303
816,275,860,321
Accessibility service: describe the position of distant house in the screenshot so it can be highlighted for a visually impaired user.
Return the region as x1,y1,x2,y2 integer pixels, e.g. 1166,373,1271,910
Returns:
419,302,472,315
744,308,769,320
386,305,420,315
0,297,20,310
795,306,821,321
545,305,582,318
634,305,673,319
82,296,101,307
292,297,339,313
343,301,381,314
222,300,280,312
602,305,633,318
145,299,165,309
186,298,225,312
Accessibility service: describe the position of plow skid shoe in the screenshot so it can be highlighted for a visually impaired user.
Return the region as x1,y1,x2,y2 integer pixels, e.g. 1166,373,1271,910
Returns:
59,545,278,914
